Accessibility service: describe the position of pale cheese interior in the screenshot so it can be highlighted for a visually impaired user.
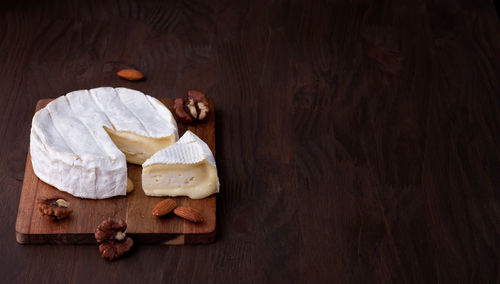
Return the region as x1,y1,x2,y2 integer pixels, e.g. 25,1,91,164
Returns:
126,177,134,192
105,127,176,164
142,160,218,199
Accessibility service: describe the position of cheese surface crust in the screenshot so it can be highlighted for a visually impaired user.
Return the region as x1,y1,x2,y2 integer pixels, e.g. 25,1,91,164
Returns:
142,131,219,199
30,87,178,199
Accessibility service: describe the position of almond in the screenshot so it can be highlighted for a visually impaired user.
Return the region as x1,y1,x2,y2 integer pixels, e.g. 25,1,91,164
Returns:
173,206,204,223
152,199,177,217
117,69,144,81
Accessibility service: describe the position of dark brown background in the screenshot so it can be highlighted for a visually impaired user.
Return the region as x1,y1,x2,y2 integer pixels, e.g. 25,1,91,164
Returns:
1,0,499,283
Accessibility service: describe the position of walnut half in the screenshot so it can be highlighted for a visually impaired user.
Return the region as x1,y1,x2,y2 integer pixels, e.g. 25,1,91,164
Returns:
36,198,73,220
174,90,210,123
98,238,134,261
95,218,134,261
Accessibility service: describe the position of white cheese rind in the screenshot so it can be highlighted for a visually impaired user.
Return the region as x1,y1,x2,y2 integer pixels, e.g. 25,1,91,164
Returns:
30,87,178,199
115,88,178,139
143,131,216,167
142,131,220,199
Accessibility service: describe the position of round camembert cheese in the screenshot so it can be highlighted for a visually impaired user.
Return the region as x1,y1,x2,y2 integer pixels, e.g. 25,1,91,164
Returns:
30,87,178,199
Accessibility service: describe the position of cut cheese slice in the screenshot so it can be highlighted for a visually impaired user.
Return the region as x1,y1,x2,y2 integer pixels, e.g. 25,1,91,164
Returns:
142,131,219,199
30,87,178,199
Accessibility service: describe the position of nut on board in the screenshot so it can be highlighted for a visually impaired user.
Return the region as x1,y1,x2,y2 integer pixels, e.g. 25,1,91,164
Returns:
173,206,204,223
95,218,134,261
174,90,210,123
152,198,177,217
36,197,73,220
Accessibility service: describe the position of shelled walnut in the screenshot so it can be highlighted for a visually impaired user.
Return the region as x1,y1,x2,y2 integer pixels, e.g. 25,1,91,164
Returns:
174,90,210,123
98,239,134,260
36,198,73,220
95,218,134,261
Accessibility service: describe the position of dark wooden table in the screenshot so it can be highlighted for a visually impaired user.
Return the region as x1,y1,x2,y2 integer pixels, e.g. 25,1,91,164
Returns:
1,0,499,283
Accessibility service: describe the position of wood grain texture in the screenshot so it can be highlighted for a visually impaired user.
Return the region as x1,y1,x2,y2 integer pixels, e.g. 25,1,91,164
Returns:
1,0,500,282
16,98,216,244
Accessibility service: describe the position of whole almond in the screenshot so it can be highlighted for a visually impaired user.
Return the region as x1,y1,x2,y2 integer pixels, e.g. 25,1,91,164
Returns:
117,69,144,81
174,206,204,223
152,198,177,217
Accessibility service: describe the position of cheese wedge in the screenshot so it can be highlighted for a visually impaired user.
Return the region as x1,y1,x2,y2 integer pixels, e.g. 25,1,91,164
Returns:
142,131,219,199
30,87,178,199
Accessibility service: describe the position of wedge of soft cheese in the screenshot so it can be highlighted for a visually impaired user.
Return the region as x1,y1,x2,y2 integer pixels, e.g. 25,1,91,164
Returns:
142,131,219,199
30,87,178,199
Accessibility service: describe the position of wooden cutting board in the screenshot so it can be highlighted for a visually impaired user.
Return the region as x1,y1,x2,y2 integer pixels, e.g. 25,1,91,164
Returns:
16,98,216,245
